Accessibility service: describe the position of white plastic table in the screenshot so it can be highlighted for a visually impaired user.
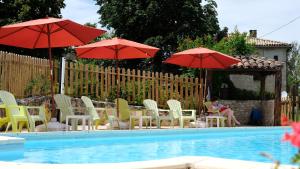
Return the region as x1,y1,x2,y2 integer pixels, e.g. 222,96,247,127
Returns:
205,115,226,127
129,115,152,129
66,115,92,131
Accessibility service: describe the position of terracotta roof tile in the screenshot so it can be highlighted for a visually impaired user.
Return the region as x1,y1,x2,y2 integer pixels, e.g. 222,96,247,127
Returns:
247,37,291,48
231,55,283,70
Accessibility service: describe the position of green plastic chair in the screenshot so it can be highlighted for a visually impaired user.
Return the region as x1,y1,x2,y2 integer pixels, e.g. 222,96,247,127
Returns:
167,99,196,128
0,107,9,130
0,91,29,132
26,105,47,132
204,101,220,115
204,101,227,126
0,91,47,132
113,98,135,129
81,96,106,129
143,99,175,128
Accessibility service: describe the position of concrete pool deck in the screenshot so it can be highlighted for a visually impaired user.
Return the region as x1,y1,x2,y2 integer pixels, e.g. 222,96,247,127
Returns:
0,156,294,169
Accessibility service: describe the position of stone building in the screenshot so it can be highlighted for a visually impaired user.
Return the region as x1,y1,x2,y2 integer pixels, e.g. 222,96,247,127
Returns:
230,30,291,92
221,56,283,125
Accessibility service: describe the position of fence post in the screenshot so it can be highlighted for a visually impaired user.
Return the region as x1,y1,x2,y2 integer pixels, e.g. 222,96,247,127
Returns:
59,57,65,94
142,70,146,100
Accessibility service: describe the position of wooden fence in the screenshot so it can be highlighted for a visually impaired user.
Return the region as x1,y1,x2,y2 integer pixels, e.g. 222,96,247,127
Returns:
0,51,204,109
281,96,300,122
0,51,57,97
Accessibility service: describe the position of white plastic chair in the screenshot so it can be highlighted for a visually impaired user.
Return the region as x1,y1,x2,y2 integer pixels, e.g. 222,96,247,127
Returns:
167,99,196,128
143,99,175,128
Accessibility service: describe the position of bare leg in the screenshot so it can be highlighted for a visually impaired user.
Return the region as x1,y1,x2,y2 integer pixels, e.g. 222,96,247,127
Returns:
222,109,232,127
230,110,240,125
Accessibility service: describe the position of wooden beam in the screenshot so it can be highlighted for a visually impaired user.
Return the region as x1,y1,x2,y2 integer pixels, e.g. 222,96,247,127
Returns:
274,69,282,126
211,68,279,76
260,75,266,100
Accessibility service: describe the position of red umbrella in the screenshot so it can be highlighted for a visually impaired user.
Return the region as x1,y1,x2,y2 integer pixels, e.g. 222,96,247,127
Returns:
164,47,240,114
76,37,159,116
0,17,105,114
164,47,239,69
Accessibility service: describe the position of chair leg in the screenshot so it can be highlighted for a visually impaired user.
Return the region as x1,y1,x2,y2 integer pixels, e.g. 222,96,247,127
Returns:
11,120,18,132
171,120,174,128
26,121,30,132
44,121,48,131
94,119,101,130
180,118,184,128
156,119,160,129
18,121,26,132
28,120,35,132
5,122,11,132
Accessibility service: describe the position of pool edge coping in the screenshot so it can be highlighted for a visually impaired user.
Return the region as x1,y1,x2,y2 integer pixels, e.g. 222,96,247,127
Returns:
0,136,24,145
0,156,294,169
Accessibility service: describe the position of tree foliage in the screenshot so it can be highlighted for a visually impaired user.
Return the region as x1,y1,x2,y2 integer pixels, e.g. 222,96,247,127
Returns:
214,30,256,56
95,0,222,71
0,0,65,26
287,42,300,90
0,0,65,58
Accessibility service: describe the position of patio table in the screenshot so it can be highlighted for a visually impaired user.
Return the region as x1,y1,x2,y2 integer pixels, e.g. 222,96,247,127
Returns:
206,115,226,127
66,115,92,131
130,109,152,129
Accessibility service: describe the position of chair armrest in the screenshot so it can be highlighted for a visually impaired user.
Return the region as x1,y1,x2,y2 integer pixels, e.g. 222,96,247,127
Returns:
158,109,169,112
70,107,86,111
6,105,24,109
182,109,196,116
25,106,44,116
69,107,88,115
26,106,42,110
182,109,196,112
157,109,170,116
94,107,105,111
6,105,28,113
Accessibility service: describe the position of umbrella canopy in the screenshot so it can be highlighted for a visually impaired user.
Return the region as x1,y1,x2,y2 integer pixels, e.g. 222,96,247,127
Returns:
0,17,105,48
0,17,105,115
75,37,159,117
164,47,240,115
164,47,239,69
76,37,159,59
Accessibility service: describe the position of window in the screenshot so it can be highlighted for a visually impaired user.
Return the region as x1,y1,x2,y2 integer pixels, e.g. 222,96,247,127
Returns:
274,55,278,61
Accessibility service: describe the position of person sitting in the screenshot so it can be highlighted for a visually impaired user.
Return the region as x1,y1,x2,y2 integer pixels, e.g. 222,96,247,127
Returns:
210,97,240,127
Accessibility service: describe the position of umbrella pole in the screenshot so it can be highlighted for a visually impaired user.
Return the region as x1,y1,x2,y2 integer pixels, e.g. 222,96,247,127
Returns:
116,60,120,117
47,25,56,117
204,69,207,101
115,50,120,118
198,69,202,117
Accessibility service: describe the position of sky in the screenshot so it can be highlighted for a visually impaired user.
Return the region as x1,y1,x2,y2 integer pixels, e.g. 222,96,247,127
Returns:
62,0,300,43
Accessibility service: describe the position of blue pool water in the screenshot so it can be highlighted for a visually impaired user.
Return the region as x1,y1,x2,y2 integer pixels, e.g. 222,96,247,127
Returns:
0,127,296,164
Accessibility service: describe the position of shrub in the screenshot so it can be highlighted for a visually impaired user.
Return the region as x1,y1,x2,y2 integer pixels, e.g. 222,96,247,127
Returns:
24,75,50,96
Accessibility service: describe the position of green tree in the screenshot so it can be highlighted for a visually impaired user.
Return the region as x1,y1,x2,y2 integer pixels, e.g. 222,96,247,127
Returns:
214,30,255,56
0,0,65,26
287,42,300,90
95,0,221,71
0,0,65,58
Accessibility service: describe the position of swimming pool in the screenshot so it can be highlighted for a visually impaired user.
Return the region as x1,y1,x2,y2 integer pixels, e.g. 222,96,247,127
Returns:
0,127,296,164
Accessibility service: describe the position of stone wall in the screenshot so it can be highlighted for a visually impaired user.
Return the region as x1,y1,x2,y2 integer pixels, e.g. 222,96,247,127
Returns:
220,100,274,126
